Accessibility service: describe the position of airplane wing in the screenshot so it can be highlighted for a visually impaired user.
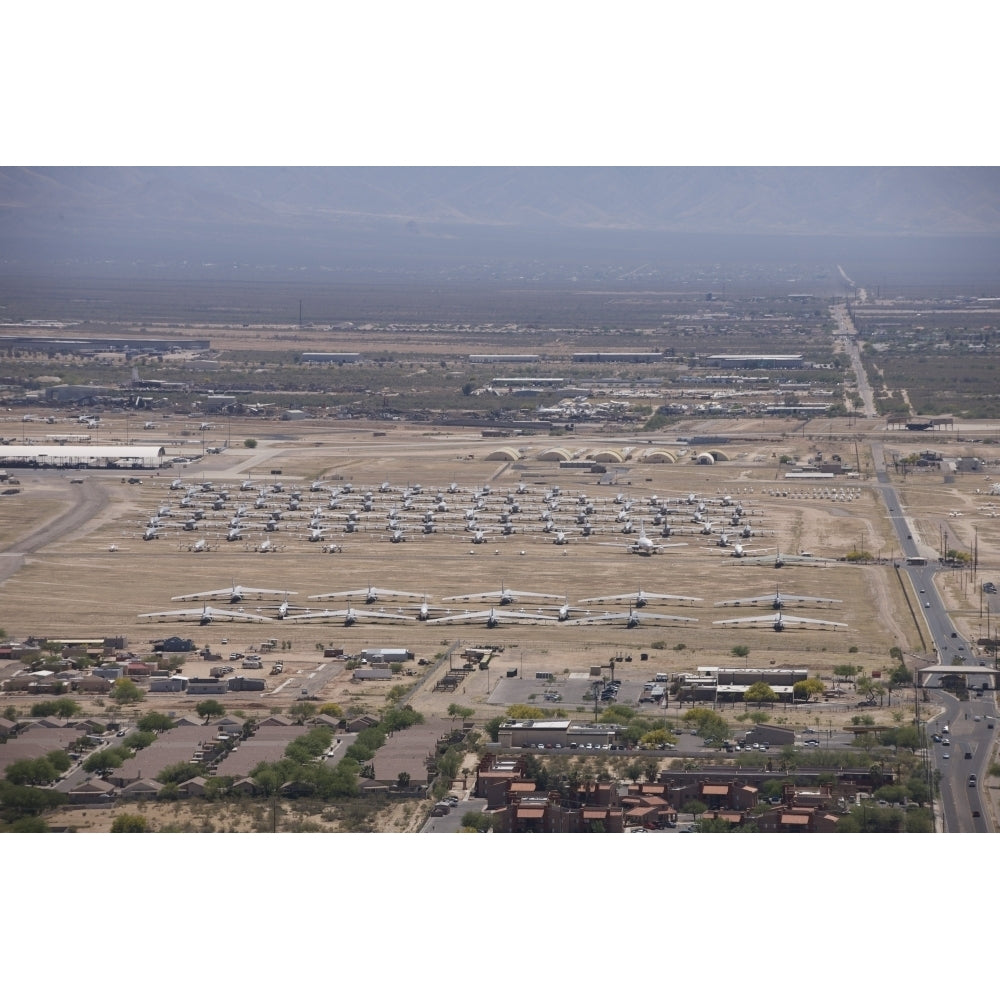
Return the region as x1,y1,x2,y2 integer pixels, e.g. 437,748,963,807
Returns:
171,588,235,601
712,613,847,629
580,591,700,605
714,593,843,608
171,586,295,602
567,611,698,626
286,608,412,622
440,589,563,603
427,609,557,625
138,605,272,623
306,588,422,601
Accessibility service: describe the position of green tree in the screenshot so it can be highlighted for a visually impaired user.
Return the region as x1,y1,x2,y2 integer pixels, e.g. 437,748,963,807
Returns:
244,438,258,448
110,678,145,705
289,702,317,724
5,757,59,785
682,799,708,823
731,644,750,665
30,697,82,718
447,703,475,727
195,699,225,723
156,761,207,784
82,746,131,776
483,716,503,741
123,730,157,751
111,813,149,832
744,682,777,707
793,678,826,703
438,747,462,781
889,663,913,686
137,711,175,732
397,771,410,789
833,664,860,686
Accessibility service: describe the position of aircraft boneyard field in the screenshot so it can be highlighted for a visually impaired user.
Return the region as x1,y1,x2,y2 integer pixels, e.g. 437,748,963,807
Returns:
7,409,994,722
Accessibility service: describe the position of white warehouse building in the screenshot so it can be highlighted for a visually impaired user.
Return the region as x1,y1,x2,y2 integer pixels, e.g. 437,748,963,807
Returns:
0,445,167,469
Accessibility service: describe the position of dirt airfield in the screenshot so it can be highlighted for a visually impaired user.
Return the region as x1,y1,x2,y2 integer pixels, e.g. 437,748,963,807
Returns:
5,410,997,732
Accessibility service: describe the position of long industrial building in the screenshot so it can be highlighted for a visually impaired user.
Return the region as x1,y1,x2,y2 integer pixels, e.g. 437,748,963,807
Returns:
0,445,166,469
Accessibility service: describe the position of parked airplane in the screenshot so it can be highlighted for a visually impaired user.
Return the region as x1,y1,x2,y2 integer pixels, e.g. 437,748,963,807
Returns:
442,582,564,605
172,583,295,604
599,520,687,556
567,605,698,628
715,590,844,610
255,594,308,619
541,598,590,622
398,596,451,621
580,587,701,608
712,610,848,631
286,603,411,625
427,606,557,628
307,585,423,604
138,603,272,626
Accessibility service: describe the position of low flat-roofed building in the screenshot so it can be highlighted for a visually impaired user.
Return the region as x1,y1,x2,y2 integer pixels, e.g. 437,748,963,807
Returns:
469,354,540,363
301,353,361,363
707,354,804,369
0,445,166,469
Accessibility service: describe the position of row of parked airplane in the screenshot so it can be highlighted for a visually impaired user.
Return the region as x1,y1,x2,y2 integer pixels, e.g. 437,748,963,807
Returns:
143,479,777,553
136,581,848,630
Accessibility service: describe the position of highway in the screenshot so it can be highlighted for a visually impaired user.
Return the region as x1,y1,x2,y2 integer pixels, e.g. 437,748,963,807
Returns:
868,440,998,830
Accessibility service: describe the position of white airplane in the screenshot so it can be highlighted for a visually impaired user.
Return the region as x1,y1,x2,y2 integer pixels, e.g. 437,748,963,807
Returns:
307,585,423,604
138,603,272,626
712,609,848,631
397,596,450,621
256,538,277,553
541,598,589,622
580,587,701,608
442,581,564,606
741,549,829,568
172,582,295,604
286,604,411,626
567,605,699,628
255,594,308,619
715,590,844,610
188,538,211,553
600,520,687,556
426,606,557,628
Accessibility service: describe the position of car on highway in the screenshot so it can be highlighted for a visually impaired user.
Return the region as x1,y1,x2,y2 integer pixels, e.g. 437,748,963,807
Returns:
942,753,949,760
969,774,977,786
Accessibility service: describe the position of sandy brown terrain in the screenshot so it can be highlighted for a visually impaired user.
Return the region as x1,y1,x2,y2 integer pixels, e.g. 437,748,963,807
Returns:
3,408,1000,832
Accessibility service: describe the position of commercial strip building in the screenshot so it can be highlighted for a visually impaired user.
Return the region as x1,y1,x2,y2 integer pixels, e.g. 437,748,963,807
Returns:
676,666,809,704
